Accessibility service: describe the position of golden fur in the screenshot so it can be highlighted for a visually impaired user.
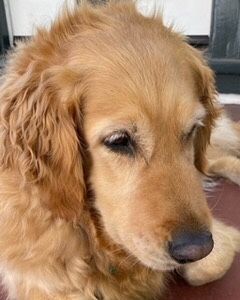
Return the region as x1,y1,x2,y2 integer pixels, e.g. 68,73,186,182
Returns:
0,1,239,299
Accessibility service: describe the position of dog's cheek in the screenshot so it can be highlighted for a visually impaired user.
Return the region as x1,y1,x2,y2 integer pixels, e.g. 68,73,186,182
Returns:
185,143,195,164
91,163,142,240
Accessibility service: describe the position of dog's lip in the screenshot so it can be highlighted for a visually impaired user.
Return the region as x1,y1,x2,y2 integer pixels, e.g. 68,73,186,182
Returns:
141,258,180,271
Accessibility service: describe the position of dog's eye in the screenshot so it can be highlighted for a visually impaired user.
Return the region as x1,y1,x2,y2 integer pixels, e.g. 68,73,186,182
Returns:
188,124,197,138
183,124,198,142
103,131,135,155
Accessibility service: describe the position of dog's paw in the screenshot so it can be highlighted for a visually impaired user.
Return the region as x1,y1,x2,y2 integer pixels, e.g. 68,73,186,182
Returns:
179,220,240,286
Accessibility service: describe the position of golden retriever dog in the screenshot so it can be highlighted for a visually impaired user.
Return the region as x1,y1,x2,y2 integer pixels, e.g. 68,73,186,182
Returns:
0,1,239,299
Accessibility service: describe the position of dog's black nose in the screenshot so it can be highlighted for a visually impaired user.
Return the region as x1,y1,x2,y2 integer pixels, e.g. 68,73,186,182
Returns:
168,230,213,264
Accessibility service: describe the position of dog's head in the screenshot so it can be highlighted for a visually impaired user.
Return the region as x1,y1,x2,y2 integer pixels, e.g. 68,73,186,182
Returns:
0,2,219,270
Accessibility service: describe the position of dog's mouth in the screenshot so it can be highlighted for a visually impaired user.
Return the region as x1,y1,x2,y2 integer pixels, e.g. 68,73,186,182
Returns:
115,235,178,271
136,253,180,271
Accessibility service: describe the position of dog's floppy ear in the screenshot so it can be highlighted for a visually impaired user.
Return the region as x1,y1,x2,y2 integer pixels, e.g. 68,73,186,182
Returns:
187,47,220,173
0,63,85,220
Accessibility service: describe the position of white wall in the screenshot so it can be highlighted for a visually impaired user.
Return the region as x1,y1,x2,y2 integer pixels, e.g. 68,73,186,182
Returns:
7,0,75,36
137,0,213,35
6,0,212,36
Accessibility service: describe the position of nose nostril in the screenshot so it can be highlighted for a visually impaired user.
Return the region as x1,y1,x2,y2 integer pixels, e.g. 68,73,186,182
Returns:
169,231,214,264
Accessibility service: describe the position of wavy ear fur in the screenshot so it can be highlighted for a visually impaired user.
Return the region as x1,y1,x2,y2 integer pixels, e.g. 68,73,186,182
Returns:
187,47,220,173
0,63,85,220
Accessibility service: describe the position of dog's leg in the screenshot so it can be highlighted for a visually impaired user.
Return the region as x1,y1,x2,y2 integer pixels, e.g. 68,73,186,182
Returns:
208,156,240,186
210,115,240,157
179,219,240,286
207,115,240,185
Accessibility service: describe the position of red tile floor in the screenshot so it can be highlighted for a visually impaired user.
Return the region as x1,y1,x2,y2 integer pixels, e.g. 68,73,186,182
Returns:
0,105,239,300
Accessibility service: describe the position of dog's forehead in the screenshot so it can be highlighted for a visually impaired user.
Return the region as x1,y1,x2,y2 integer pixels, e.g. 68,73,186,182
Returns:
81,18,203,134
85,55,200,126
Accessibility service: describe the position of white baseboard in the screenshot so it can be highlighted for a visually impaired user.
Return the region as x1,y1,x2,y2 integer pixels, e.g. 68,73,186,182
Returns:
219,94,240,105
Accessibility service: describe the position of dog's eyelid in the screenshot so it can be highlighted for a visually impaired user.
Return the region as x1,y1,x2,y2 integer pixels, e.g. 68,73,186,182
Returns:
103,130,132,143
182,120,204,142
195,118,205,127
105,131,129,142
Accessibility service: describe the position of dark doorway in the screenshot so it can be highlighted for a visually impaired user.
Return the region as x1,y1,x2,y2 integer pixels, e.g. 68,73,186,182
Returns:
0,0,10,55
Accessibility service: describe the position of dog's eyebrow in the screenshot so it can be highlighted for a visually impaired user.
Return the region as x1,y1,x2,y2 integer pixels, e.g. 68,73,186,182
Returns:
96,122,137,141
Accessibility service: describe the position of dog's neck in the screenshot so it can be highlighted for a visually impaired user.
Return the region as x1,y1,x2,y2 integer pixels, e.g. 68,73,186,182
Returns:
77,210,166,299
